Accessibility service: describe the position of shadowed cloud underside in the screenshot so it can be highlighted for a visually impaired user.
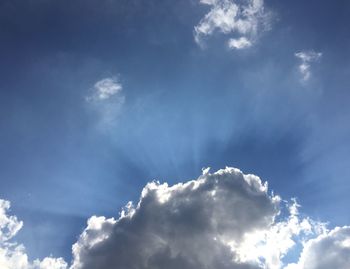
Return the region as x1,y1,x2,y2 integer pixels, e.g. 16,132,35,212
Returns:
1,168,350,269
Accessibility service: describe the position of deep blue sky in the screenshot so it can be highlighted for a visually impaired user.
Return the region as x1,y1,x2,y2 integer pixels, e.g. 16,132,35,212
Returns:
1,0,350,262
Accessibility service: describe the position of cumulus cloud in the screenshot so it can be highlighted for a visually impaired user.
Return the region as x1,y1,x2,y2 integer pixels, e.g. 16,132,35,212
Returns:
2,167,350,269
194,0,271,49
0,200,67,269
69,167,337,269
285,226,350,269
295,51,322,82
71,167,281,269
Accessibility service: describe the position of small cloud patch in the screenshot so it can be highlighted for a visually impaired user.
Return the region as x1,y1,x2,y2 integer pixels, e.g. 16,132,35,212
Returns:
87,77,123,101
295,51,322,82
194,0,271,50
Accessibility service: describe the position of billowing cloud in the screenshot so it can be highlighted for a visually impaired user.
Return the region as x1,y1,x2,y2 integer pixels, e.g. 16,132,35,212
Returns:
0,200,67,269
295,51,322,82
69,167,331,269
2,167,350,269
194,0,271,49
286,226,350,269
71,167,281,269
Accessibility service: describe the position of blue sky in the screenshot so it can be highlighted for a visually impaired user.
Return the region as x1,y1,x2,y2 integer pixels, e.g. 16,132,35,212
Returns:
0,0,350,266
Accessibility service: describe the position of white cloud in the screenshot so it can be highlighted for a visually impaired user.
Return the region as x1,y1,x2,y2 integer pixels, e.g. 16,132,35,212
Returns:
194,0,271,49
2,167,350,269
295,51,322,82
86,76,125,129
87,77,123,101
228,37,252,49
233,200,323,269
285,226,350,269
0,200,23,242
0,199,67,269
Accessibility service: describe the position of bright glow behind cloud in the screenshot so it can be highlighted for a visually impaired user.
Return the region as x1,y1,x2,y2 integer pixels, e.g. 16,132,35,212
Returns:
285,226,350,269
70,167,350,269
1,168,350,269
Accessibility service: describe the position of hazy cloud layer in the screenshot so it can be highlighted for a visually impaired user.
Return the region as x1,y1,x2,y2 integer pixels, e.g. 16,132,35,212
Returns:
295,51,322,82
1,168,350,269
195,0,271,49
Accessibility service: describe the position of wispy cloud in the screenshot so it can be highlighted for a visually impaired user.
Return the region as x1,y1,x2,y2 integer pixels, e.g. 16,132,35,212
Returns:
228,36,252,49
295,51,322,82
194,0,271,50
86,76,125,129
87,77,123,101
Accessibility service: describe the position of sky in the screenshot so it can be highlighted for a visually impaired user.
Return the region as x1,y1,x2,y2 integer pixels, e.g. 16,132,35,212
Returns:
0,0,350,268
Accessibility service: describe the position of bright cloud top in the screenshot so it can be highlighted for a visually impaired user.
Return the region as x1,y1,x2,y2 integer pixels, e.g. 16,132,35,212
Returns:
87,77,123,101
1,168,350,269
295,51,322,82
194,0,270,49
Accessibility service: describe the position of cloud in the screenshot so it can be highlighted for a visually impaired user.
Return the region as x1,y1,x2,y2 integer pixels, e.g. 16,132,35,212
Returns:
295,51,322,82
285,226,350,269
2,167,350,269
69,167,330,269
228,37,252,49
86,76,125,129
0,200,23,242
87,77,123,101
71,167,281,269
194,0,271,49
0,200,67,269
